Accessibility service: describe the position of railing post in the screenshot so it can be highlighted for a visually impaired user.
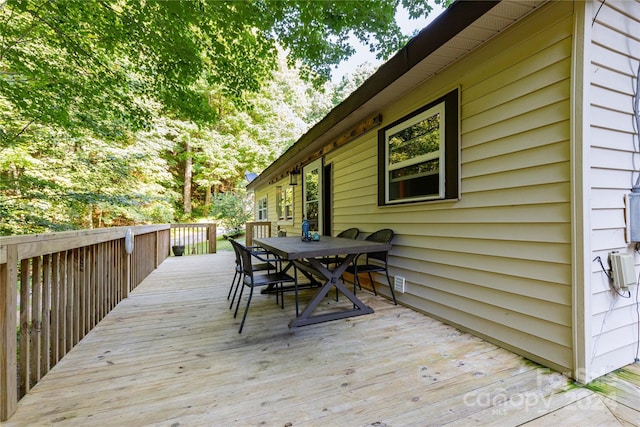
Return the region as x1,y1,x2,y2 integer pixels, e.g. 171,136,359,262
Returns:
208,223,217,254
246,222,271,247
246,223,254,247
1,244,18,421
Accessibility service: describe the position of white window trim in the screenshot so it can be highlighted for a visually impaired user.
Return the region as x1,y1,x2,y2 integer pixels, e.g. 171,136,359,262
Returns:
276,185,294,224
257,196,268,221
302,158,323,232
384,102,446,204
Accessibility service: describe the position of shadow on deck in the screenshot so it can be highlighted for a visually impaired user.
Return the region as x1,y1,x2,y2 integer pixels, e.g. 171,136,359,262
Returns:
5,252,639,426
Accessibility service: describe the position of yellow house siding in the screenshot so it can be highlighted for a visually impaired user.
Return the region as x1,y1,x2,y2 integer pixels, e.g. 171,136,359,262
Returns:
401,292,573,372
588,0,640,377
329,137,378,230
253,176,301,237
326,2,576,372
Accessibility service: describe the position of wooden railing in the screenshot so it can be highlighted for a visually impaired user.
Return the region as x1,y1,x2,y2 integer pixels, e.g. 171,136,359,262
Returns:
0,225,172,421
245,221,272,246
169,223,217,256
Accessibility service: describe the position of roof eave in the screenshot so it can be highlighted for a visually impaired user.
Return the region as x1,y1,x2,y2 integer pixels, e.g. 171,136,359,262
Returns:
247,0,501,191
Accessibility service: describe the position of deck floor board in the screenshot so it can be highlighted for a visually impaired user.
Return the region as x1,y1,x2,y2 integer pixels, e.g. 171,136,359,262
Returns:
5,252,639,426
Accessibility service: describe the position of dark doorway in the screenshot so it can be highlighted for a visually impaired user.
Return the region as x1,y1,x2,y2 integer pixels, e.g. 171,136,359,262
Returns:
323,163,332,236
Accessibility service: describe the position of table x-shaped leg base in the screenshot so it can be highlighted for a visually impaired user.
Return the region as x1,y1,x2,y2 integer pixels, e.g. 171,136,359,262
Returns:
289,254,374,328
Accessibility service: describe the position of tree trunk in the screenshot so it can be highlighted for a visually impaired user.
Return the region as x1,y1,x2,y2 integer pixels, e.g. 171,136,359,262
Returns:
91,205,102,228
183,140,192,216
203,185,212,217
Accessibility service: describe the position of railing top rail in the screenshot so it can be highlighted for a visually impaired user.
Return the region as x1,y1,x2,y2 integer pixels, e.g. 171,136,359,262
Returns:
0,224,170,263
170,223,216,229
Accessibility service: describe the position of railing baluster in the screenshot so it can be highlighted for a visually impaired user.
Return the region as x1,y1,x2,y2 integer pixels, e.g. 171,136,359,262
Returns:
50,252,60,366
169,223,217,257
30,256,42,387
60,251,67,360
19,258,30,396
97,244,103,321
78,248,85,341
42,254,51,376
65,250,73,353
73,249,80,346
90,246,96,329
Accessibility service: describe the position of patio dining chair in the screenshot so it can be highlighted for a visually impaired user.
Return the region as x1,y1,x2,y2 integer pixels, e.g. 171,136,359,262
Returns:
234,242,298,333
228,238,279,310
345,228,397,305
319,227,360,267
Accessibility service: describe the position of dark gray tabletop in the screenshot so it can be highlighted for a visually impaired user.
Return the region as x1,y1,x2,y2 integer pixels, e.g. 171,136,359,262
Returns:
252,236,390,260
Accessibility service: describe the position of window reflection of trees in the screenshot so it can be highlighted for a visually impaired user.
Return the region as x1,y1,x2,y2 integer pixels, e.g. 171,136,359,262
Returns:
305,169,319,231
305,170,318,200
388,113,440,165
391,159,439,180
277,186,293,221
307,201,318,231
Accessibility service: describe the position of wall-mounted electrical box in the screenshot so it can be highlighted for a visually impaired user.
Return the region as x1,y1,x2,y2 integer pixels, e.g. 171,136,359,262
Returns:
609,251,636,290
626,191,640,242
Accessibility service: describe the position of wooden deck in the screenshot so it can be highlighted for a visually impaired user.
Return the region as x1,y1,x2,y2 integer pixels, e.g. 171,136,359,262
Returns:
5,252,639,426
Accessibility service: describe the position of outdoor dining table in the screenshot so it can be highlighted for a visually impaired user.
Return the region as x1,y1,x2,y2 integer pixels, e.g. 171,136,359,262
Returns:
252,235,391,328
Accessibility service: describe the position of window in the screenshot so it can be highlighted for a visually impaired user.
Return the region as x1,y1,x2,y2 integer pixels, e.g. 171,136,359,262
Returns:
276,186,293,222
257,196,268,220
303,159,322,233
378,89,459,205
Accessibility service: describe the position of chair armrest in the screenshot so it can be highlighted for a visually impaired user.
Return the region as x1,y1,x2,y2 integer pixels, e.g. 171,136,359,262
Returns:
249,247,281,263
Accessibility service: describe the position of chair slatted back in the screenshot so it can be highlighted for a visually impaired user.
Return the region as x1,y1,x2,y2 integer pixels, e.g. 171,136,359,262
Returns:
337,227,360,239
365,229,393,263
236,242,256,279
230,239,243,273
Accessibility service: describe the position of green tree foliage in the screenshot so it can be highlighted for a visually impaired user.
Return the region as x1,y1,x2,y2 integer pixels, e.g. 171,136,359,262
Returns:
0,0,444,235
330,62,378,110
210,191,253,233
156,54,321,221
1,0,431,137
0,114,177,234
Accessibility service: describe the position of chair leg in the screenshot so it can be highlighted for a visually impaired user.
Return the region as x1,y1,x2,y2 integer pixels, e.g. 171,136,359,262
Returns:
294,282,300,317
385,268,397,305
227,270,238,300
234,282,245,318
280,282,285,309
294,267,301,317
238,287,254,334
230,273,242,310
368,272,377,296
346,263,361,291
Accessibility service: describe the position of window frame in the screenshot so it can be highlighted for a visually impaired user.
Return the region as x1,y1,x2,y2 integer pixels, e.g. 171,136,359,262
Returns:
302,158,323,233
276,185,293,224
256,196,268,221
378,89,459,206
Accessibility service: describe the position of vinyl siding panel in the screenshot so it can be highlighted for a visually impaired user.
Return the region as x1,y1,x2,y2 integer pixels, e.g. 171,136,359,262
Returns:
588,0,640,378
253,175,302,237
328,2,575,372
592,126,637,152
